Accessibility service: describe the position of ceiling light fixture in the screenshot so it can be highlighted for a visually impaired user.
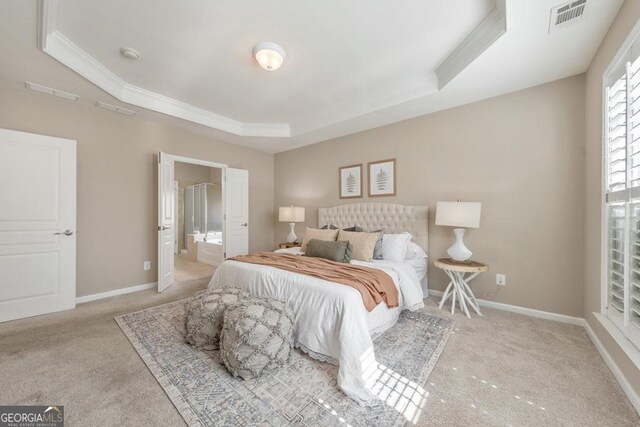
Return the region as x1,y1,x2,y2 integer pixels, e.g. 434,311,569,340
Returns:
252,42,286,71
120,46,140,60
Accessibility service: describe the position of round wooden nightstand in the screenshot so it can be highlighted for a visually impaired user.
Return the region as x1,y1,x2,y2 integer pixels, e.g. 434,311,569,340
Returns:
434,258,488,318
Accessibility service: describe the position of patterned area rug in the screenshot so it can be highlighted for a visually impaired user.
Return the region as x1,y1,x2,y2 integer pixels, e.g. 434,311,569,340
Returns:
115,300,454,427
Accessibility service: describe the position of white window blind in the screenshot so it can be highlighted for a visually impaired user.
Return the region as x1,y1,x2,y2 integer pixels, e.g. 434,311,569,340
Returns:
605,52,640,349
630,202,640,338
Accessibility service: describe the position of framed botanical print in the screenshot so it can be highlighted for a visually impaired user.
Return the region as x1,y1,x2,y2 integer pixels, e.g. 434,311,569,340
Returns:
339,164,363,199
368,159,396,197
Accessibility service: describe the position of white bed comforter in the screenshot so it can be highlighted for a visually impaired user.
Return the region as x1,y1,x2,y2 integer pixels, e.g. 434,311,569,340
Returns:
208,256,425,405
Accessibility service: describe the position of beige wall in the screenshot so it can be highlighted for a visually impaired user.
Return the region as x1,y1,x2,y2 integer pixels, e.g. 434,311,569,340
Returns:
210,168,222,184
0,86,275,297
275,75,586,317
585,0,640,399
174,161,214,184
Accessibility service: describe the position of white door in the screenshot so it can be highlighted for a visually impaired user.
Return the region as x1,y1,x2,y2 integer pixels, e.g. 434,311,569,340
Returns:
157,152,175,292
224,168,249,258
173,180,179,254
0,129,76,322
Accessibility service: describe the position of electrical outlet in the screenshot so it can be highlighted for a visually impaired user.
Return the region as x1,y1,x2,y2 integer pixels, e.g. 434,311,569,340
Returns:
496,274,506,286
143,261,151,271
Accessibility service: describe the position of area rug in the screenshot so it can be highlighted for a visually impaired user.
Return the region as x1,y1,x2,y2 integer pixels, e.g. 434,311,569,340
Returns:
115,300,454,427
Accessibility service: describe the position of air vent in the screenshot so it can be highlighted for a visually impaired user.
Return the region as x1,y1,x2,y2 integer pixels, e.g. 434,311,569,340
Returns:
95,101,136,116
549,0,587,33
25,81,79,101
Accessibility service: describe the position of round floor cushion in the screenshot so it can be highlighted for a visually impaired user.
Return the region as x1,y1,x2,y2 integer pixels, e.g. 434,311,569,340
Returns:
184,287,249,350
220,297,295,380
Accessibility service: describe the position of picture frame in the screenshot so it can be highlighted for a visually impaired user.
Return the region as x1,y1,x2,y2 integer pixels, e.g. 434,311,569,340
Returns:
368,158,396,197
339,164,363,199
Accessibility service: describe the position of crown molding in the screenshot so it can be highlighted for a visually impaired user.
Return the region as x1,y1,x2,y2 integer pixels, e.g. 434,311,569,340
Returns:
38,1,290,138
435,0,509,89
36,0,57,50
45,31,124,98
37,0,507,141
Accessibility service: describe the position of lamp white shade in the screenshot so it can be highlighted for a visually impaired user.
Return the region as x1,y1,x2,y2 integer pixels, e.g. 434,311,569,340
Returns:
279,206,305,223
435,202,481,229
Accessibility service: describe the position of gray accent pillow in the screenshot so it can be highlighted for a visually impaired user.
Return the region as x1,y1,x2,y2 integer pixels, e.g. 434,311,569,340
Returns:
220,297,295,380
370,230,385,259
184,287,249,350
305,239,352,263
320,224,339,230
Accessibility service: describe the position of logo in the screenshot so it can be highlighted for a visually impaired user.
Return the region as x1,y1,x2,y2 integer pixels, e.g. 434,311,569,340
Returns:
0,405,64,427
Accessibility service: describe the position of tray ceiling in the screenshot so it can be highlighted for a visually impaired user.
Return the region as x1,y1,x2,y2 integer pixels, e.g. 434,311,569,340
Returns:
0,0,625,152
38,0,501,138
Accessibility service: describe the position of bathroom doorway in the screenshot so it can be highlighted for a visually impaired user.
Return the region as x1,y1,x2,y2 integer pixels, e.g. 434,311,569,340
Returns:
174,161,222,282
157,152,249,292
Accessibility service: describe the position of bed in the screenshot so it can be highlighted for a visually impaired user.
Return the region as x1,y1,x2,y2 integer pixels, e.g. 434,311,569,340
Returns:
208,202,429,404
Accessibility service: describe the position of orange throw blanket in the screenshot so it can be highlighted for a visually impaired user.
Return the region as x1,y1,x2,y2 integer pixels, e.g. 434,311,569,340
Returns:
230,252,398,311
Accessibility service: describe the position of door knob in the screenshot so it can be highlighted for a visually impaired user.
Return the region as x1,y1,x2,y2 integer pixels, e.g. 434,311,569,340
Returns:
241,223,248,227
54,230,74,236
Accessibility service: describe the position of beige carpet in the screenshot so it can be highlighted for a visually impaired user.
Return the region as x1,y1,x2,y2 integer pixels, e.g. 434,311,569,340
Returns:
0,277,638,426
174,254,214,282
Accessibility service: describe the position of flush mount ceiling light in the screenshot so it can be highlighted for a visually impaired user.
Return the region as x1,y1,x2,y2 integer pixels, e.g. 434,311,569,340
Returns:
120,46,140,60
252,42,286,71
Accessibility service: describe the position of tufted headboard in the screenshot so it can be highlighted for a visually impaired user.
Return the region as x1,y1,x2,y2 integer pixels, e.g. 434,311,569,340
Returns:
318,203,429,252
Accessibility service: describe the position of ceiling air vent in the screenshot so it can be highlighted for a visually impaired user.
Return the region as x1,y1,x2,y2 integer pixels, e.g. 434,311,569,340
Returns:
549,0,587,33
25,81,79,101
95,101,136,116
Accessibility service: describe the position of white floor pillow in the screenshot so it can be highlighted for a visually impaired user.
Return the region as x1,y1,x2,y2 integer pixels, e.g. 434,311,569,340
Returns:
184,287,249,350
220,297,294,380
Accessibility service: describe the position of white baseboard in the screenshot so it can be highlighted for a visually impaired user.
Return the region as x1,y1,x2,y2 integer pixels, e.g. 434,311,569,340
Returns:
76,282,157,304
584,317,640,416
428,290,584,326
428,290,639,416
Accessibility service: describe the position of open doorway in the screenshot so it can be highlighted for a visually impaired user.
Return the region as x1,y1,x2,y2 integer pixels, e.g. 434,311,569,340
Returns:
157,152,249,293
174,161,222,282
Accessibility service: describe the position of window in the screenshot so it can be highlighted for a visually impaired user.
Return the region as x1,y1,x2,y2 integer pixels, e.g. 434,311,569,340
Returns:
604,38,640,350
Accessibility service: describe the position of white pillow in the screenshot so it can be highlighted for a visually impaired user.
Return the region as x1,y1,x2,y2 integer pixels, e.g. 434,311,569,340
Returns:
380,232,412,262
405,241,427,259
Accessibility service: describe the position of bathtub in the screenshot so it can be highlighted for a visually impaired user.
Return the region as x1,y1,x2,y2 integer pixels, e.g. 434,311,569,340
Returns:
196,232,223,266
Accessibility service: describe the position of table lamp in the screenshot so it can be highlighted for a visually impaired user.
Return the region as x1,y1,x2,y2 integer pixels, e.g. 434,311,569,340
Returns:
279,206,305,243
435,201,481,262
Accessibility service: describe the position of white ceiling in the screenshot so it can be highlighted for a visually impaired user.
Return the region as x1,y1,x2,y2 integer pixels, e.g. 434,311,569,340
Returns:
57,0,493,125
0,0,625,152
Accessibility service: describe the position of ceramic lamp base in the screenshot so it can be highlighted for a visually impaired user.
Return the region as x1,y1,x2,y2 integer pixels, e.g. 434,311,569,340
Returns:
447,228,472,262
286,223,297,243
